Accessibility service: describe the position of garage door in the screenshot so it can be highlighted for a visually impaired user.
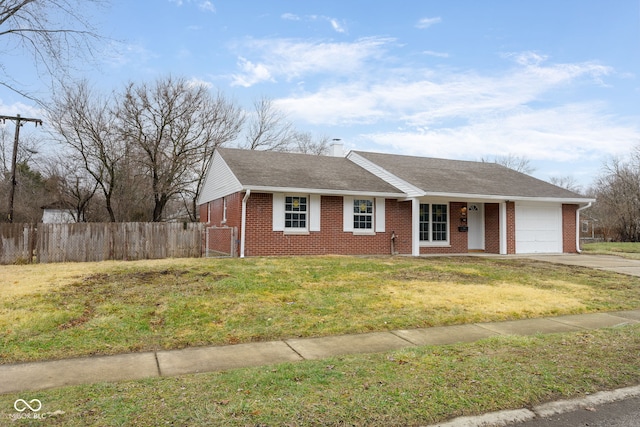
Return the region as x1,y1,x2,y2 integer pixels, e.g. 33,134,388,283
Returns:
515,203,562,254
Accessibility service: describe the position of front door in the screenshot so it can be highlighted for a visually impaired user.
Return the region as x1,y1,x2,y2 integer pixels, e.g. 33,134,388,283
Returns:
467,203,484,251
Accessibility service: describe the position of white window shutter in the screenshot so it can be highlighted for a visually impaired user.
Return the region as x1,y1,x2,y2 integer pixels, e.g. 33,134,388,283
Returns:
375,198,385,232
272,193,284,231
310,194,321,231
343,196,354,232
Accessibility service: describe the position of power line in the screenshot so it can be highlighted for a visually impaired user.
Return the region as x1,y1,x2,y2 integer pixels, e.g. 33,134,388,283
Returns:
0,114,43,223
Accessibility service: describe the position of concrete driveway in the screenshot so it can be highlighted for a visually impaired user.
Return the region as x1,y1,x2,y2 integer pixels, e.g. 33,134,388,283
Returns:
525,254,640,277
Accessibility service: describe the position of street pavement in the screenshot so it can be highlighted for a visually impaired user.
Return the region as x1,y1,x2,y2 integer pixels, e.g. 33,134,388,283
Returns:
505,395,640,427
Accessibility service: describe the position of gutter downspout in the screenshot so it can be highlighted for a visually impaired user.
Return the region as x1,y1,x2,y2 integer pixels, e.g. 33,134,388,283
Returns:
411,198,420,256
240,189,251,258
576,202,592,254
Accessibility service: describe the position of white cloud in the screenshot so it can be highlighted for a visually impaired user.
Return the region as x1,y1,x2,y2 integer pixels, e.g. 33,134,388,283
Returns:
275,82,385,125
0,101,45,120
281,13,300,21
281,13,348,33
416,17,442,29
230,37,392,86
276,54,613,127
363,104,637,163
186,77,214,89
272,52,637,178
169,0,215,12
329,18,347,34
231,57,274,87
198,1,215,13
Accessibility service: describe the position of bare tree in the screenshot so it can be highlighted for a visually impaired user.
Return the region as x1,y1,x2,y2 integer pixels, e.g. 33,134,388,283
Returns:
243,96,294,151
592,151,640,242
482,153,536,174
0,0,107,99
119,76,243,221
48,80,125,221
549,175,582,194
44,154,98,222
0,125,44,221
290,131,330,155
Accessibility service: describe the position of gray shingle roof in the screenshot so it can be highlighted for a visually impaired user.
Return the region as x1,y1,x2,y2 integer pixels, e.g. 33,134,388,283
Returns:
352,151,588,199
217,148,403,195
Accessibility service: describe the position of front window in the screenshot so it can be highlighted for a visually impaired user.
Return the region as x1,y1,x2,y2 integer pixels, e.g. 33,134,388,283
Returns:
285,196,307,229
420,203,448,242
353,199,373,229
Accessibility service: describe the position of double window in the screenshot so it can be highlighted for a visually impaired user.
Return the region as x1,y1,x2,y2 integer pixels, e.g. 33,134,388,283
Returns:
420,203,448,243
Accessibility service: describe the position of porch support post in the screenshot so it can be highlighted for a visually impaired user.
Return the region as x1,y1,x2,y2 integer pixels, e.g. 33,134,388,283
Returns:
240,189,251,258
412,198,420,256
499,201,507,255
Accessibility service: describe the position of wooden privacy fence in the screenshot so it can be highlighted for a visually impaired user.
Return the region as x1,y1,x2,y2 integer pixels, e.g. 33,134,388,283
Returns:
0,223,37,264
0,222,205,264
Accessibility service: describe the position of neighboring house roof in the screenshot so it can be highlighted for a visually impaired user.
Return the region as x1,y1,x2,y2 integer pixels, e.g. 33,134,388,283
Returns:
350,151,591,202
199,148,405,203
198,147,593,205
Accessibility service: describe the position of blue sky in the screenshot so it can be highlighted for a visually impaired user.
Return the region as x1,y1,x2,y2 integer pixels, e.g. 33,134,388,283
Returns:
2,0,639,189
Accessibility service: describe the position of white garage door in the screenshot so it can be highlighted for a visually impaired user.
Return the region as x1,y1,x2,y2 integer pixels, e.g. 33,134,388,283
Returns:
515,203,562,254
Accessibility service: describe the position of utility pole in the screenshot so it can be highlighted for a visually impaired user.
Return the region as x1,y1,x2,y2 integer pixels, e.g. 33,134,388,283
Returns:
0,114,43,223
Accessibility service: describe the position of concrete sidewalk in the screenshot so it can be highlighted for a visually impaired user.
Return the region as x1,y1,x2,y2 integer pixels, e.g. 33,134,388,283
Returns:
525,253,640,277
2,310,639,395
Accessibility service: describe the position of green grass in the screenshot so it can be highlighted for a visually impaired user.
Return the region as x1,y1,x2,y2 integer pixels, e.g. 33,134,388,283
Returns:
2,256,640,364
582,242,640,259
1,324,638,426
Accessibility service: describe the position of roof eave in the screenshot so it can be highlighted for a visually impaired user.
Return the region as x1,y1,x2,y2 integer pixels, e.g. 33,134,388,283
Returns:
415,191,595,204
243,185,406,199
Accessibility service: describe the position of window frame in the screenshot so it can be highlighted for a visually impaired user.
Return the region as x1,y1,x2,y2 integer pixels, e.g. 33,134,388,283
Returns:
284,194,309,232
419,202,450,246
342,196,385,234
353,198,374,231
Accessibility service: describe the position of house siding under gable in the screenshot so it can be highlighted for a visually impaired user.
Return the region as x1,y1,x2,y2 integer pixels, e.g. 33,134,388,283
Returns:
197,151,242,205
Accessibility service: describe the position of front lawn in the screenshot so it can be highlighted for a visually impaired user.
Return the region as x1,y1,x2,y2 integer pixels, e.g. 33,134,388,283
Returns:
582,241,640,259
2,255,640,364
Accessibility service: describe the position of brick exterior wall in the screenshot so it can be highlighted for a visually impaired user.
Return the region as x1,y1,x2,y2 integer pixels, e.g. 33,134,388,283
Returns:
562,204,578,253
200,194,575,256
242,194,413,256
484,203,501,254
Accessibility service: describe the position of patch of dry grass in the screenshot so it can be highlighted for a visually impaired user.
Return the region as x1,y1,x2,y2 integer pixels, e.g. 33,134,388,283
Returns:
380,280,590,319
1,258,198,298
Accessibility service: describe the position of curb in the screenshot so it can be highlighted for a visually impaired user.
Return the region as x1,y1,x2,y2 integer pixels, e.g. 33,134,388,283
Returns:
426,385,640,427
